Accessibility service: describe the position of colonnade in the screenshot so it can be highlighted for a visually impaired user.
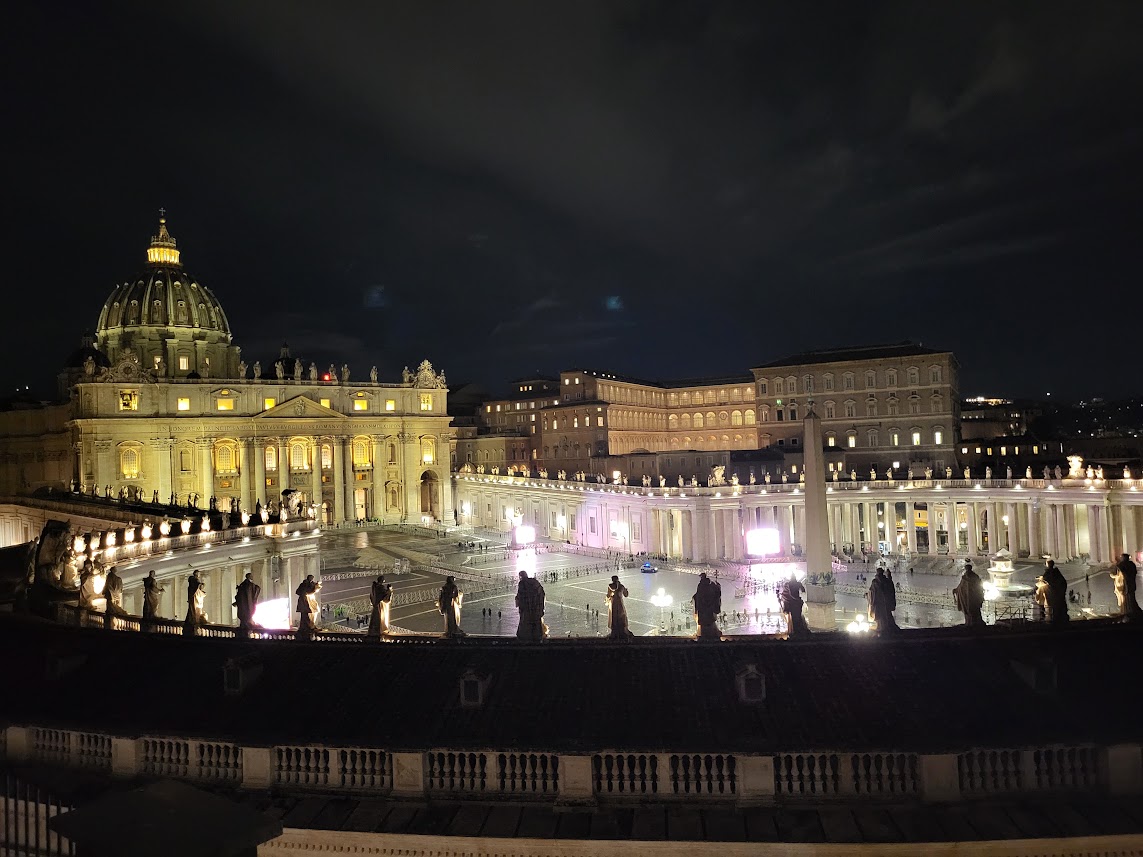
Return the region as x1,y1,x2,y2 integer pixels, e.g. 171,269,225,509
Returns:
455,476,1142,565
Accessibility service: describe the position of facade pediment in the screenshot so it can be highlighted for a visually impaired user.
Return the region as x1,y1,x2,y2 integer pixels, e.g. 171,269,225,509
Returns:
255,396,347,421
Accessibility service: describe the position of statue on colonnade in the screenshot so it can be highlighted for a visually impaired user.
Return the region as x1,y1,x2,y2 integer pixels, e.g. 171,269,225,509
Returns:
439,576,465,638
867,567,898,633
143,571,164,623
1112,554,1141,619
606,575,634,640
295,574,321,638
778,574,809,638
693,572,722,640
235,572,261,635
1036,560,1068,625
184,571,206,634
368,575,392,638
104,566,124,615
515,571,547,641
952,559,985,627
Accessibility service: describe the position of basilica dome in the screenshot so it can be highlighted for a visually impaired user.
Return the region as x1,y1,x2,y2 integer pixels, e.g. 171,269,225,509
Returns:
93,215,240,379
96,217,231,337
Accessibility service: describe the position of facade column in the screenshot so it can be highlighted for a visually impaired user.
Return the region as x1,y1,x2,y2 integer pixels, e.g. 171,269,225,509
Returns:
343,437,356,522
371,435,385,519
1027,501,1041,559
198,439,214,505
965,501,978,557
1044,503,1058,560
310,437,324,519
251,439,266,511
149,438,173,507
237,439,253,514
332,439,346,523
401,431,419,523
277,437,290,507
988,502,1000,553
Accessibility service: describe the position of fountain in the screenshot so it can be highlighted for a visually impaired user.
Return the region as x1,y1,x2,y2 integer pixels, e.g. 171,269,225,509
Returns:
984,549,1034,600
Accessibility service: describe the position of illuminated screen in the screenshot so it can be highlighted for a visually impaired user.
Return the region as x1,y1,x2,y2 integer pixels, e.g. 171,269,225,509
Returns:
746,528,780,556
514,525,535,546
253,597,292,630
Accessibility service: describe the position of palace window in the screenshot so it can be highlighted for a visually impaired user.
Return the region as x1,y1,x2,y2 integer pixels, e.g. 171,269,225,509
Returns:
867,429,879,447
178,355,189,371
886,369,897,386
744,409,756,425
908,367,920,386
694,413,704,429
291,443,308,470
866,398,877,417
177,397,190,412
847,433,857,448
119,390,139,411
865,371,876,389
823,374,834,391
931,394,943,413
843,373,854,390
389,443,397,464
321,444,333,469
912,431,922,446
827,433,836,447
265,446,277,471
319,398,331,408
788,405,798,421
930,366,942,384
120,448,140,479
216,445,235,472
786,376,797,394
353,399,369,411
887,397,899,416
891,432,900,447
731,410,743,426
757,382,767,397
803,375,814,394
909,396,920,415
731,388,742,402
824,401,835,419
844,400,856,418
420,394,433,411
216,398,234,411
934,429,944,445
385,399,396,411
422,439,435,465
179,449,192,472
264,398,276,410
774,379,783,395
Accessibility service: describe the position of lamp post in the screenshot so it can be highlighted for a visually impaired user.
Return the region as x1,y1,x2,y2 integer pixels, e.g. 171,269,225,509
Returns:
650,587,673,635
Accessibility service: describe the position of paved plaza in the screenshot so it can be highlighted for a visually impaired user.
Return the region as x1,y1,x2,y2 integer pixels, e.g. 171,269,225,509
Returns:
313,527,1126,636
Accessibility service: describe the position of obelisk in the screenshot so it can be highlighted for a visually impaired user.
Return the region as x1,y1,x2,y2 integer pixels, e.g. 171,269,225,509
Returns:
802,406,835,630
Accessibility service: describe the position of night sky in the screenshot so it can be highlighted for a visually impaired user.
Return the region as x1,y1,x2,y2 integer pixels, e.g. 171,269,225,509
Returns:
7,2,1143,401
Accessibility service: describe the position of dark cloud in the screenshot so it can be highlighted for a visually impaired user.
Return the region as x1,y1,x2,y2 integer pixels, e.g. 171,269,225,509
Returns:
5,0,1143,399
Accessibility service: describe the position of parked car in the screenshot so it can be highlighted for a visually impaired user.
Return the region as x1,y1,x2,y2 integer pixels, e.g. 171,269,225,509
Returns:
641,561,658,574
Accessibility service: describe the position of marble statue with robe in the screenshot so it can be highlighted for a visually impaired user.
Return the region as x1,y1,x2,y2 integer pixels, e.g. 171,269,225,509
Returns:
439,576,464,637
693,572,722,640
142,570,163,622
778,574,809,638
368,575,392,638
78,560,98,609
184,571,206,633
606,575,634,640
1112,554,1142,618
370,365,378,383
515,571,547,641
295,574,321,634
104,566,124,615
1037,560,1068,624
235,572,261,632
952,560,985,627
294,358,303,381
867,567,898,633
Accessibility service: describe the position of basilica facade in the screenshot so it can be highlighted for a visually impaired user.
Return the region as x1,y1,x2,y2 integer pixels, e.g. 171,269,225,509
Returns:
0,217,454,526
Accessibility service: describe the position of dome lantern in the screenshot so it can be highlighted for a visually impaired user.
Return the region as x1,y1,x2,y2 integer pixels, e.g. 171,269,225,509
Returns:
146,210,181,266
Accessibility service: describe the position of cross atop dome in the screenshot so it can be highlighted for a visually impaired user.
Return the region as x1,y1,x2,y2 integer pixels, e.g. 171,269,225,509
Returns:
147,211,181,266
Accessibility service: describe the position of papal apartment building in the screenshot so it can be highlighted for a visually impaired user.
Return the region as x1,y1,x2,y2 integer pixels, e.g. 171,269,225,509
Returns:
463,344,959,480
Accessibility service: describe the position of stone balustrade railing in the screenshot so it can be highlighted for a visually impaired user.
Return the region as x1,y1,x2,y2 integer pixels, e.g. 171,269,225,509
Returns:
5,726,1139,805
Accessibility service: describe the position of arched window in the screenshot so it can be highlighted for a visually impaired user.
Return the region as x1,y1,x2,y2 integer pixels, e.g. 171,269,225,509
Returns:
388,443,397,464
824,401,836,419
847,432,857,448
823,373,834,391
844,400,856,418
886,368,898,387
744,409,756,425
669,414,678,429
681,413,692,430
321,444,333,469
216,445,234,472
842,373,854,390
265,446,276,471
867,429,879,447
706,411,716,428
929,365,942,384
120,448,139,479
422,439,435,465
731,410,743,426
291,443,307,470
907,366,920,386
353,440,369,467
694,413,704,429
865,370,876,389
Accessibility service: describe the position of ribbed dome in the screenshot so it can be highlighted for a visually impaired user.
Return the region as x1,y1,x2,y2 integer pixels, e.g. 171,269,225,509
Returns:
96,217,231,337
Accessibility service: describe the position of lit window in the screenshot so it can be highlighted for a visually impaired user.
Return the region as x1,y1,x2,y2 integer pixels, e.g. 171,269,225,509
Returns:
119,390,139,411
217,445,234,472
1033,445,1039,454
422,439,435,465
320,398,331,408
912,432,921,446
564,378,570,385
321,445,332,469
553,419,559,430
961,447,968,454
177,397,190,411
264,398,276,410
597,417,604,426
573,417,579,428
216,398,234,411
265,446,277,471
1000,446,1006,456
891,432,900,446
386,399,396,411
420,394,433,411
847,435,856,448
486,405,491,413
827,435,836,447
120,448,139,479
976,447,982,454
575,377,580,385
934,430,944,445
178,356,189,371
291,443,308,469
353,399,368,411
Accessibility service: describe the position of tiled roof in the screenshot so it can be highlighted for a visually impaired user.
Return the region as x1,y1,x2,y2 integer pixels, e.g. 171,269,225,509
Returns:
1,617,1140,755
754,342,949,370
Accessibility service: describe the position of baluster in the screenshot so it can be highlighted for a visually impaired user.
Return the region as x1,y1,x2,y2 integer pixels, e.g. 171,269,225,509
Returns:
714,754,724,794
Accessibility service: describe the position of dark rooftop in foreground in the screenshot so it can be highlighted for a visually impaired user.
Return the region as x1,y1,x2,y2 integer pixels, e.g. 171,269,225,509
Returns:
1,615,1140,754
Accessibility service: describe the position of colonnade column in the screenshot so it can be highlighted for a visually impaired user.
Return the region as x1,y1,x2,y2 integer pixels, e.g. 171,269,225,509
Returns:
965,501,978,556
237,440,253,514
1109,504,1125,560
906,502,918,555
1123,506,1139,559
1005,502,1018,553
779,504,794,555
310,437,324,519
252,439,266,510
1028,501,1041,559
793,505,805,553
946,503,959,558
332,439,346,523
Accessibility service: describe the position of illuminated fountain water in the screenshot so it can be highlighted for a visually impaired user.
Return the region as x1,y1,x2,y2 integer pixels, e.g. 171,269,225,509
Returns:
983,549,1034,601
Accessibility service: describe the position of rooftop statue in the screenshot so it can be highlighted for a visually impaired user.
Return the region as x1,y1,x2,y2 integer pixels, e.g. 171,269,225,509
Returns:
1037,560,1068,625
693,572,722,640
253,360,262,379
952,560,984,627
515,571,547,642
777,574,809,638
184,571,205,635
868,567,898,634
295,574,321,638
294,359,303,381
104,566,124,616
235,572,261,636
606,576,634,640
370,365,378,383
439,576,465,638
142,570,164,625
368,575,392,638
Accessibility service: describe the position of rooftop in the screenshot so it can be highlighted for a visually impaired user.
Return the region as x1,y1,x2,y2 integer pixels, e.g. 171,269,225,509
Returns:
754,342,950,370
